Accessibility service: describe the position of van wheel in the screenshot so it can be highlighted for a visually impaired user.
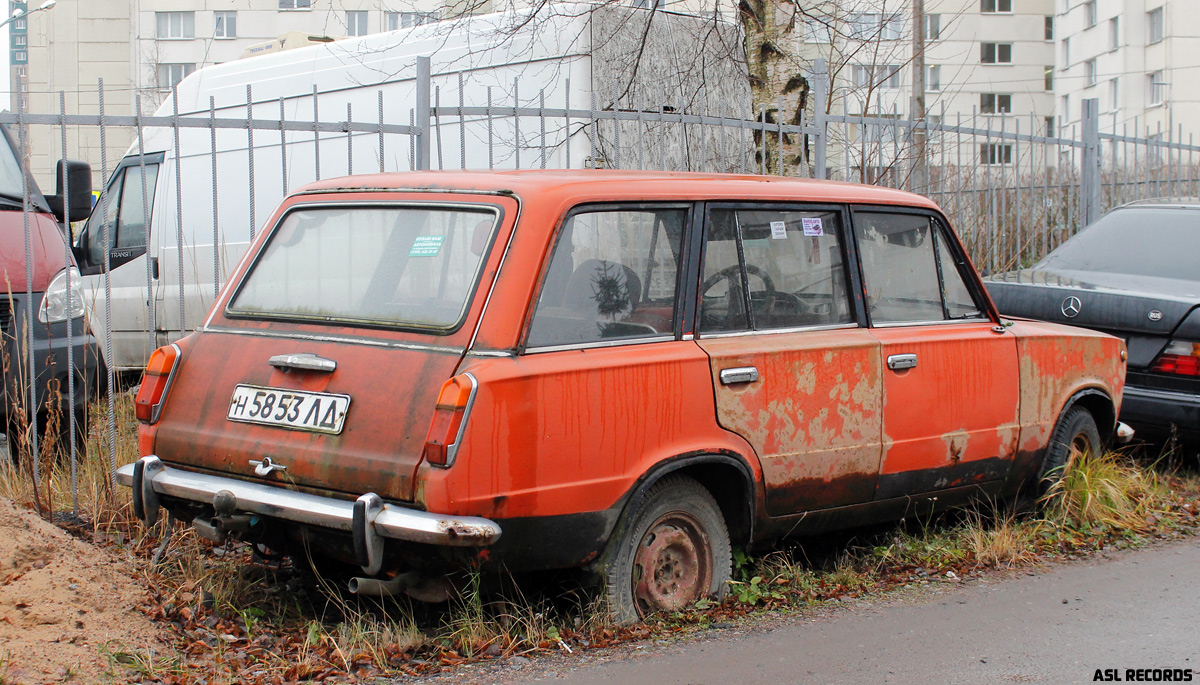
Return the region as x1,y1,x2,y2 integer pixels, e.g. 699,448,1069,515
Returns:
1039,405,1102,493
603,475,731,624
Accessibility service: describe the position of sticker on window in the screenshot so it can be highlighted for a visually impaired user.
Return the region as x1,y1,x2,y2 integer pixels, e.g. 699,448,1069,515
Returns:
770,220,788,239
409,235,445,257
802,217,824,236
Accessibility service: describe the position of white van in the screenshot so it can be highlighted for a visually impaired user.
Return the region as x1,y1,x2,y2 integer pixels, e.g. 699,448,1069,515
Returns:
73,5,747,371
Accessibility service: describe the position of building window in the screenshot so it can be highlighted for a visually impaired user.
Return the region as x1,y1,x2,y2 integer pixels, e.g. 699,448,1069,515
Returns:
346,11,368,36
979,143,1013,165
1148,71,1165,105
981,0,1011,12
1147,7,1163,44
1085,59,1097,87
980,93,1012,114
1109,78,1119,111
851,13,904,40
158,63,196,90
925,13,940,40
12,34,25,47
388,11,439,30
279,0,312,8
214,11,236,39
13,18,24,30
156,11,195,39
926,65,940,92
1062,37,1070,65
1061,94,1070,121
853,64,901,90
1084,1,1097,28
1108,17,1119,50
980,42,1012,64
1044,66,1053,91
631,0,664,8
12,50,26,64
1044,15,1054,40
1044,116,1055,137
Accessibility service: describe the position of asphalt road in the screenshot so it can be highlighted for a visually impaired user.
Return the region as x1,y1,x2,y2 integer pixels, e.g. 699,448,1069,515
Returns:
493,539,1199,685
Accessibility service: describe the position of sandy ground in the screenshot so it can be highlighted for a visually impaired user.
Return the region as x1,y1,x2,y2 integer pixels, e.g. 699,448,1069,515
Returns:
0,497,167,684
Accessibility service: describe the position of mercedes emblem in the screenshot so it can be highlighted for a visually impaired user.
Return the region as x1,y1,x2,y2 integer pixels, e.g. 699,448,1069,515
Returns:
1148,310,1163,322
1061,296,1082,318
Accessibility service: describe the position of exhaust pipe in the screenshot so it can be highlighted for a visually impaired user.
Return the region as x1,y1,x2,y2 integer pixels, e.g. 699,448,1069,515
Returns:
348,570,419,597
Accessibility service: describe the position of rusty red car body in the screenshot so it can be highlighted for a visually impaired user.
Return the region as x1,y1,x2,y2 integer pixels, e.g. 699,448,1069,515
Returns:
120,171,1126,620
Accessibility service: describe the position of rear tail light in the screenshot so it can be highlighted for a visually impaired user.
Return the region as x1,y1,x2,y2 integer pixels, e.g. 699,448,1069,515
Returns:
1150,340,1200,377
422,373,478,468
135,344,181,423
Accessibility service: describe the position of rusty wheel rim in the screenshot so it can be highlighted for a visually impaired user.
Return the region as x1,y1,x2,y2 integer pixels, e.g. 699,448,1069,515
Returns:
631,512,711,616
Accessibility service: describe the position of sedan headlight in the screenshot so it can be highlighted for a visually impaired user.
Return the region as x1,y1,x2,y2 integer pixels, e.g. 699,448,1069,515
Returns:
38,267,85,324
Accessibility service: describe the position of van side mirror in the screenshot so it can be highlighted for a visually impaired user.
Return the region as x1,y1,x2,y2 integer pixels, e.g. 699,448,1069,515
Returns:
46,159,93,224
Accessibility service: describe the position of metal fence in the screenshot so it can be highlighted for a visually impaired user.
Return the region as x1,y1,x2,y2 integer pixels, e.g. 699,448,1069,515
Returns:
2,54,1195,510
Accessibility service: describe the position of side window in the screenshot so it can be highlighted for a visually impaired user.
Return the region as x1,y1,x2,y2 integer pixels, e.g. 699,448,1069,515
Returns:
699,207,853,334
86,171,124,266
854,211,984,324
934,224,985,319
115,164,159,249
526,207,685,348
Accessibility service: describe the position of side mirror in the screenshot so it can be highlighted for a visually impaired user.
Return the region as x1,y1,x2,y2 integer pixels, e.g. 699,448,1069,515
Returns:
46,159,93,224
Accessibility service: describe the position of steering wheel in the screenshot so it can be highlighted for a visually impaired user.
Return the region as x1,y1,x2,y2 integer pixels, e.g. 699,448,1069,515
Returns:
701,264,776,296
700,265,775,329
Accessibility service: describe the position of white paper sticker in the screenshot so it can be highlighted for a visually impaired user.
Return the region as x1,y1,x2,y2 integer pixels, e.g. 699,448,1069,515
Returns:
802,217,824,236
769,220,788,239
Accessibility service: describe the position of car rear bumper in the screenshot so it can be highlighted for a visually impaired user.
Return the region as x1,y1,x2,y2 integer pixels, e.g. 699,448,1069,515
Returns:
117,456,502,552
1120,385,1200,439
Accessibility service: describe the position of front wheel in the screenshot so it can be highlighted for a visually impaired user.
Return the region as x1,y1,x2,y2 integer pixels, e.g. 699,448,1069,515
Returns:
1039,405,1102,493
603,475,731,624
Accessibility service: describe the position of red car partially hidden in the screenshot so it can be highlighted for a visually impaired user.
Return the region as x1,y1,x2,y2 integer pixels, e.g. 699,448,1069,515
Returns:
121,171,1127,621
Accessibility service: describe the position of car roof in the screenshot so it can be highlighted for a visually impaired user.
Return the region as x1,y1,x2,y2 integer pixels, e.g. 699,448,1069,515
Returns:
1112,197,1200,210
292,169,941,210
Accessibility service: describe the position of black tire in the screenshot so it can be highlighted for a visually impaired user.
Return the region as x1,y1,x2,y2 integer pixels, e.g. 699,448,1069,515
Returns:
1039,405,1102,492
603,475,732,624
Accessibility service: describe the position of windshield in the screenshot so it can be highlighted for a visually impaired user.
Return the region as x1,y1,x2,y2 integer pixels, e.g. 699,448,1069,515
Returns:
1038,207,1199,281
0,128,27,199
229,204,499,330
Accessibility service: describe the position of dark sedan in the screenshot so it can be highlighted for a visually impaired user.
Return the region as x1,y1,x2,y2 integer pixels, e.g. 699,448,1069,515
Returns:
986,199,1199,441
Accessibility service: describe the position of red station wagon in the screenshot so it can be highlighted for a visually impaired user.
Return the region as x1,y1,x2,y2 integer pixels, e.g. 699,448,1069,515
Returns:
121,171,1128,621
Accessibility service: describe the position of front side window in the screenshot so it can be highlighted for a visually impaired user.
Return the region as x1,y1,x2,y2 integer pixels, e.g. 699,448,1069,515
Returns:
82,163,160,266
156,11,195,39
854,212,983,324
699,207,853,334
526,208,685,348
230,205,498,330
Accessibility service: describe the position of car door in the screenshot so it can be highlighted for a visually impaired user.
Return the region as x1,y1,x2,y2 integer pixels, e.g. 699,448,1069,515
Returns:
851,209,1020,499
695,204,884,517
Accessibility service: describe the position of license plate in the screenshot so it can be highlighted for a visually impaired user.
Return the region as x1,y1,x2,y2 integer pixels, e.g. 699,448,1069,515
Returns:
227,385,351,434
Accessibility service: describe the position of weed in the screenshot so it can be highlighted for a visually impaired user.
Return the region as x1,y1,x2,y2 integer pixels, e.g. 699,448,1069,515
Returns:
729,575,783,605
1042,450,1165,531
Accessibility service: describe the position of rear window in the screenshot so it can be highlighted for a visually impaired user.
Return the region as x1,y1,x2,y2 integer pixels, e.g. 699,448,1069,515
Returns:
1038,207,1199,281
228,204,499,330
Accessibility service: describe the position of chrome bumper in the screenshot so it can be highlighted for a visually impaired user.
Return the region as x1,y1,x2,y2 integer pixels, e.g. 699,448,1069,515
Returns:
117,456,501,554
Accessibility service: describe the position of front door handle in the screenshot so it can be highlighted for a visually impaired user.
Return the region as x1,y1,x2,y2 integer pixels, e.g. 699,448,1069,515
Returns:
719,366,759,385
887,353,918,371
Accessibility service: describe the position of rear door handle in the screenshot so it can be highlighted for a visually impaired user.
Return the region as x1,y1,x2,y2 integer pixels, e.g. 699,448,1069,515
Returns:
269,353,337,373
887,354,918,371
719,366,759,385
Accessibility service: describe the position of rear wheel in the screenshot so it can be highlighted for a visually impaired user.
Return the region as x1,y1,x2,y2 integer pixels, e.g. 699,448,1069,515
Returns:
603,475,731,624
1039,405,1102,492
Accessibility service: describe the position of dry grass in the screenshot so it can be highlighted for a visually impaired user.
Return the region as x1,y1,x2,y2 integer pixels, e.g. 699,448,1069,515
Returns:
1041,449,1167,531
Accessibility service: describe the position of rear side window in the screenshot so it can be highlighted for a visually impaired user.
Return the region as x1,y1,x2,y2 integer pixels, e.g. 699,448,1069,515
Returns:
526,207,685,349
229,204,498,330
853,211,984,324
699,207,853,334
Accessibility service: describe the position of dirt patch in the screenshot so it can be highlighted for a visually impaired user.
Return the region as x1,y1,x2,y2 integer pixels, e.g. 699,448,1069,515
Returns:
0,498,166,683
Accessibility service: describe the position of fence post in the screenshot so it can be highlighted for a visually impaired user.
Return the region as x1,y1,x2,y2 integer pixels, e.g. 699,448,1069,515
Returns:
1081,98,1101,226
811,58,828,180
415,56,431,170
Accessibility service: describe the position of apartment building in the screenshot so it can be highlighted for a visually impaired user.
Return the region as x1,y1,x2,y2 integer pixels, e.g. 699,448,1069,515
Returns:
1055,0,1198,142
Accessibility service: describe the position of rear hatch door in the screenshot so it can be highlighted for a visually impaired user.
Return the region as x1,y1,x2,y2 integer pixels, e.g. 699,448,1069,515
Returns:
151,193,516,502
